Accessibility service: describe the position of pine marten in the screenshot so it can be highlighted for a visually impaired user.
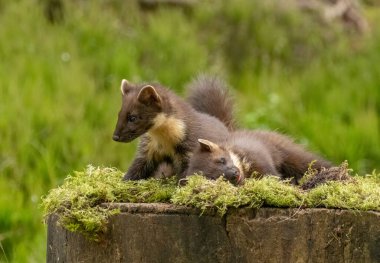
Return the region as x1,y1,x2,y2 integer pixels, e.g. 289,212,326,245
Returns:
112,77,234,180
185,130,332,185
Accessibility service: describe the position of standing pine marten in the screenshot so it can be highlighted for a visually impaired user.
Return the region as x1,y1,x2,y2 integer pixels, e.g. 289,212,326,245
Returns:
112,78,233,180
185,130,332,185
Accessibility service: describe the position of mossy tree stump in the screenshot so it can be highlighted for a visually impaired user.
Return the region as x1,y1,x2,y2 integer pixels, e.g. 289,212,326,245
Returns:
47,203,380,263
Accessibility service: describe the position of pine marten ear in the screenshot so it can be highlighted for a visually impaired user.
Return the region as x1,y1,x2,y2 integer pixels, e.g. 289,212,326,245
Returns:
198,139,218,152
137,85,162,106
120,79,133,95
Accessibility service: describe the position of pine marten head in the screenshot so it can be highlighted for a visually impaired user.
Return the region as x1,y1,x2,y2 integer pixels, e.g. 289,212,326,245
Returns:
113,79,163,143
186,139,243,185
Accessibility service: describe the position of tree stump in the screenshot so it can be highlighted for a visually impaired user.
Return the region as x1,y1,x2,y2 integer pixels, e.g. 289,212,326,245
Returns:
47,203,380,263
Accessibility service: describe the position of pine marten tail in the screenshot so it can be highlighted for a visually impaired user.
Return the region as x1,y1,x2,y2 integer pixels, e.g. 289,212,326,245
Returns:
186,75,237,131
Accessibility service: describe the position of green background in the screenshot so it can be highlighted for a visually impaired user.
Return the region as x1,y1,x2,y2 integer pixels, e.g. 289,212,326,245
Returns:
0,0,379,261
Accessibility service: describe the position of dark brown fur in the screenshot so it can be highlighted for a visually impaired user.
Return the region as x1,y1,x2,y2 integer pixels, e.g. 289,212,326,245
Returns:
152,162,174,179
186,75,236,131
113,79,230,180
301,162,353,190
185,130,332,185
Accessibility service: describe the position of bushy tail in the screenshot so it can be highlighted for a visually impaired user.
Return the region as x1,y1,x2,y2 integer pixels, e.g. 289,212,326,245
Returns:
186,75,237,131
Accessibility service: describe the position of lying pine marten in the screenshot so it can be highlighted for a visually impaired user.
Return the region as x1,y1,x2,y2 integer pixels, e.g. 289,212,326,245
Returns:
185,130,332,185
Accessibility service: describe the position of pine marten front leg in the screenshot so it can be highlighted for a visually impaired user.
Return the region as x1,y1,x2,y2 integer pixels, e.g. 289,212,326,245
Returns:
124,156,157,180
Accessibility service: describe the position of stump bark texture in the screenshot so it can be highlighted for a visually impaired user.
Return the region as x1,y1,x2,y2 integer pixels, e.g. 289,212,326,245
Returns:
47,203,380,263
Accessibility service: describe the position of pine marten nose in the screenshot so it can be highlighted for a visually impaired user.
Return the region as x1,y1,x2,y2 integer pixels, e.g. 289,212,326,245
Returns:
225,167,240,182
113,134,120,141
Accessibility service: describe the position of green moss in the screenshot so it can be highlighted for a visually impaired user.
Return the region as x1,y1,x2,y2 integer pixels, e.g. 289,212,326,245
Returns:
171,175,245,215
306,176,380,211
240,177,304,208
171,176,304,215
42,164,380,241
41,165,177,240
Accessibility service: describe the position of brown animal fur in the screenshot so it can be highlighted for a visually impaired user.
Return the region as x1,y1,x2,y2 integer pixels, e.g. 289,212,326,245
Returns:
301,161,353,190
186,75,236,131
185,130,332,185
113,79,230,180
152,162,174,179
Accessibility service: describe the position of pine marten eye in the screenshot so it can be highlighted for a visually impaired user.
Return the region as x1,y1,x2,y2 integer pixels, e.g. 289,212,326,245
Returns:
215,157,226,165
127,114,137,123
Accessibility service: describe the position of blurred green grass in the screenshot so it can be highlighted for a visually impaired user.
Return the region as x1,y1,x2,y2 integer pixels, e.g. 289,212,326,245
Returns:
0,0,379,261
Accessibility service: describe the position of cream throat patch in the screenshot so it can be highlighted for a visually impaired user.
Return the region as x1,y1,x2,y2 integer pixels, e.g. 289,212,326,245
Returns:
147,113,186,159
